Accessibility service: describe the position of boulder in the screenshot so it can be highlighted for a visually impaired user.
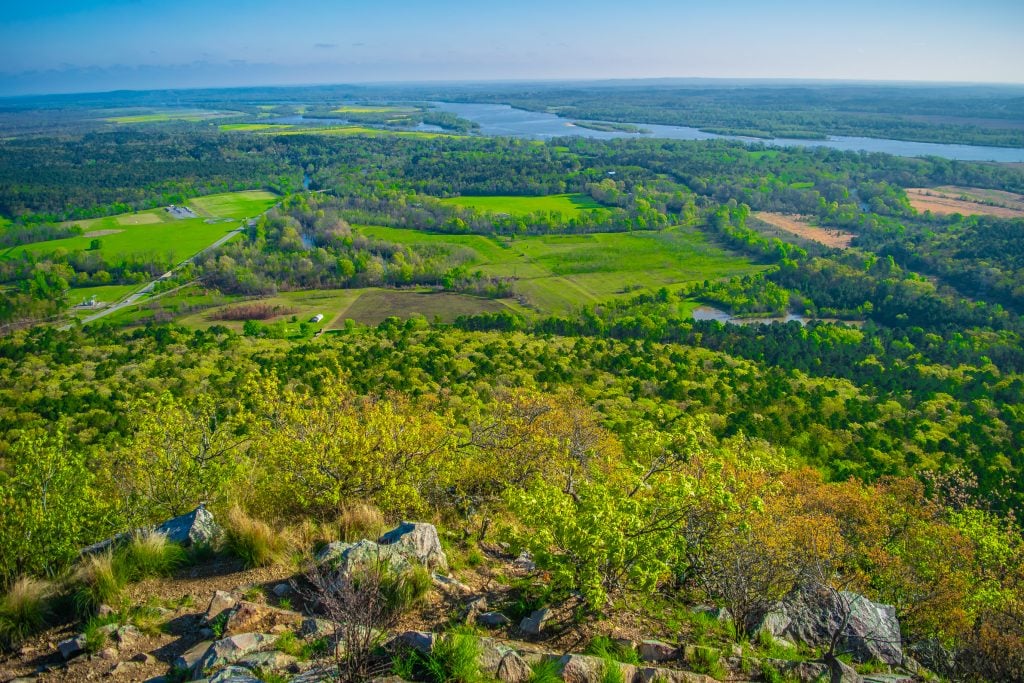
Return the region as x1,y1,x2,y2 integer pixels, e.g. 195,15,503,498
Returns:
236,649,298,671
496,651,532,683
558,654,605,683
462,596,488,624
378,521,448,571
272,583,292,597
316,539,411,573
754,586,903,665
432,573,472,594
391,630,435,654
478,611,512,628
477,637,515,675
194,632,278,675
155,504,221,547
519,607,550,636
638,639,677,663
300,617,337,639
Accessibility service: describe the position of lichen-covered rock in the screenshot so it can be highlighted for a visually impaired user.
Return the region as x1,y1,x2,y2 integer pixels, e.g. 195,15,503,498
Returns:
156,504,221,547
300,617,337,639
755,586,902,665
236,649,298,671
205,590,238,624
478,611,512,628
174,639,214,672
316,539,411,573
207,665,263,682
57,634,87,659
194,632,279,675
378,521,448,571
391,630,435,654
558,654,605,683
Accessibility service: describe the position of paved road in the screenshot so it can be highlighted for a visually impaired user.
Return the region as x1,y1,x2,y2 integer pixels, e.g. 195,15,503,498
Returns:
78,225,245,325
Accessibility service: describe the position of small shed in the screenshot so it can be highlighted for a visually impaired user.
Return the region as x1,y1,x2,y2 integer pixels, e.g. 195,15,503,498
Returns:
310,313,324,323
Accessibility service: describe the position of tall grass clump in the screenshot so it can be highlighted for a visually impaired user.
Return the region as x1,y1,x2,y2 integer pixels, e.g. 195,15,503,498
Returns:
73,551,127,616
586,635,641,664
338,503,386,542
223,507,288,568
600,655,626,683
0,577,53,649
422,631,483,683
381,562,432,614
119,531,187,580
528,658,563,683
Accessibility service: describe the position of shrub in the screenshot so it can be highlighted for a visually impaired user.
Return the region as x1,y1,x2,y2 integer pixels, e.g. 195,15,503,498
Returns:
337,503,386,542
119,531,187,580
423,632,483,683
223,507,288,568
0,577,53,649
586,635,641,664
73,551,127,616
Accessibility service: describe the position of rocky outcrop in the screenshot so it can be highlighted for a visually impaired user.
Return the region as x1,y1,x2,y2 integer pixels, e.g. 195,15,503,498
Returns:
754,586,903,665
519,607,550,635
378,521,448,571
315,539,412,573
192,632,279,678
223,600,304,636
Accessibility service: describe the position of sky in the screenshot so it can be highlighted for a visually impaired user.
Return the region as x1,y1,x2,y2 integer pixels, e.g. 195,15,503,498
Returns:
1,0,1022,96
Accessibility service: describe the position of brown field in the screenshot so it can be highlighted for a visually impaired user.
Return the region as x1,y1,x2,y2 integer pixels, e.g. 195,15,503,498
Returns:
753,212,854,248
83,229,123,238
116,213,162,225
906,186,1024,218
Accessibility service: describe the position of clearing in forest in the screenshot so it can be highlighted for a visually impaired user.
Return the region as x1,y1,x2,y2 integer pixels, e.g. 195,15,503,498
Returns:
905,186,1024,218
354,224,762,312
440,194,607,216
754,212,854,248
104,109,238,124
2,190,278,264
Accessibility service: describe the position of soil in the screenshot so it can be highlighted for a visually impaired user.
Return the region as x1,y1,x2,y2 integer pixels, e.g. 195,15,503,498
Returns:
905,187,1024,218
753,212,854,248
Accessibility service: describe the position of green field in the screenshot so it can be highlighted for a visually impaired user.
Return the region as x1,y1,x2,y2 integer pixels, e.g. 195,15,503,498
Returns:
219,123,295,132
2,190,278,264
268,126,455,139
105,110,238,124
354,224,763,312
332,105,418,114
440,193,606,216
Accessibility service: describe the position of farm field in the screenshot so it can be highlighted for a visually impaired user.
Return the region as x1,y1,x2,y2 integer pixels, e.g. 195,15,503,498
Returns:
439,193,606,216
2,190,277,264
219,123,294,132
104,109,238,124
332,105,418,114
754,212,854,248
354,224,763,312
905,186,1024,218
268,126,454,139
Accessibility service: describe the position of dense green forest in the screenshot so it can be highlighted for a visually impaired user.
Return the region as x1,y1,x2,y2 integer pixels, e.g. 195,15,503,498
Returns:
2,94,1024,681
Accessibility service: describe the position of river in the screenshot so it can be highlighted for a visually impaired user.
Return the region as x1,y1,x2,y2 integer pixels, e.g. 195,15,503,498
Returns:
429,102,1024,162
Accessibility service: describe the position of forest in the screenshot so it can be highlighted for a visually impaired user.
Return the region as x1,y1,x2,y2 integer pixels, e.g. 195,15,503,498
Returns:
1,93,1024,682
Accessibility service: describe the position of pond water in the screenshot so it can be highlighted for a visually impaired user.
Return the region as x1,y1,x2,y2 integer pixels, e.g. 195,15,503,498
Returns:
692,305,808,325
429,102,1024,162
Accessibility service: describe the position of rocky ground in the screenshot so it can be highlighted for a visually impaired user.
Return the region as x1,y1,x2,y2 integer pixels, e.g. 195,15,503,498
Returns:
0,513,927,683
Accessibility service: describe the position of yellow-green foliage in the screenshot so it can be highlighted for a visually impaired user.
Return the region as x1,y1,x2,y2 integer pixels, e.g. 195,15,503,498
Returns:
0,577,52,649
223,507,289,568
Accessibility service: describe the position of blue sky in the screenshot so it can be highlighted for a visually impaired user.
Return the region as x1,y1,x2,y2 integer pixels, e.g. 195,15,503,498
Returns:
1,0,1022,95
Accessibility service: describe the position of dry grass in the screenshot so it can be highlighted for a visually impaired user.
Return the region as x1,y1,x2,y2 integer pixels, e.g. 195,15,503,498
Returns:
0,577,53,649
754,212,854,248
337,503,388,542
210,302,298,321
223,507,290,568
905,187,1024,218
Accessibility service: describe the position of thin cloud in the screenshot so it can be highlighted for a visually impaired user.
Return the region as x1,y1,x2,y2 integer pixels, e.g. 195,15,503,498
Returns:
314,43,337,49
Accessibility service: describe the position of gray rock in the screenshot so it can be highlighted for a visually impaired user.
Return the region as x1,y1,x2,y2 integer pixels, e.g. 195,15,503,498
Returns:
477,611,512,628
173,639,213,672
519,607,550,635
236,649,298,671
195,632,278,674
462,596,488,624
378,521,448,571
754,586,903,665
477,637,514,674
496,651,532,683
271,583,292,597
198,628,215,639
57,634,87,659
207,665,262,682
205,590,238,624
432,572,472,594
290,666,337,682
131,652,157,664
638,639,677,662
391,630,434,654
557,654,606,683
513,551,536,572
316,539,411,573
907,638,955,677
300,617,337,639
155,504,221,547
693,604,732,623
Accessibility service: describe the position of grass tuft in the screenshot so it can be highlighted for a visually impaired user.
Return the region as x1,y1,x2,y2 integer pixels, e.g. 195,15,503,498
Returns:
423,631,484,683
223,507,289,568
528,658,563,683
73,551,127,616
120,530,187,580
337,502,387,542
0,577,53,649
601,654,625,683
586,635,641,665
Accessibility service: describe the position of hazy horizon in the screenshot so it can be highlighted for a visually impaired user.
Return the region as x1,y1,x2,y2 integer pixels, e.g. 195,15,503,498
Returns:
2,0,1022,97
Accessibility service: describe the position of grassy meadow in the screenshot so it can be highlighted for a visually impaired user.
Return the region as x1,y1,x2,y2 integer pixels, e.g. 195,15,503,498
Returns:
105,110,237,124
2,190,277,264
439,193,606,216
355,224,763,312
